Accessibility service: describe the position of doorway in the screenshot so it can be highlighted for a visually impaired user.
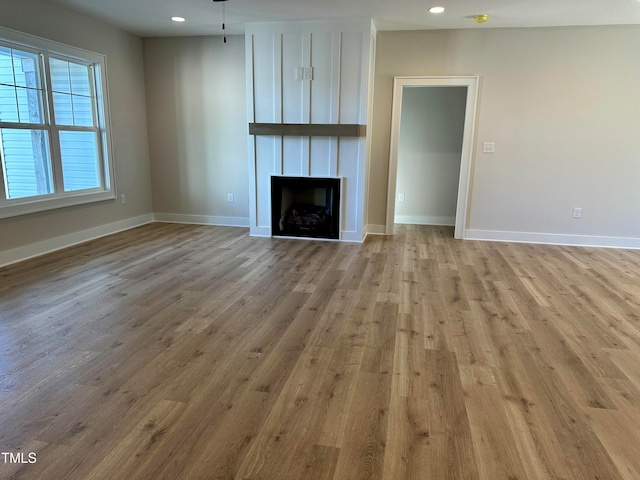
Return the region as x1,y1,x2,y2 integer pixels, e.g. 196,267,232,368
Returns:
385,77,479,238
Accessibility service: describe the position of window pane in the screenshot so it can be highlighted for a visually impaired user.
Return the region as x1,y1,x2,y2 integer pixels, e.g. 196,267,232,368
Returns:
0,46,15,85
52,92,73,125
69,62,91,96
72,95,94,126
13,51,40,89
16,87,44,124
49,57,71,93
59,130,100,191
50,59,95,127
0,48,41,88
0,84,19,122
53,92,95,127
0,48,44,125
0,128,53,199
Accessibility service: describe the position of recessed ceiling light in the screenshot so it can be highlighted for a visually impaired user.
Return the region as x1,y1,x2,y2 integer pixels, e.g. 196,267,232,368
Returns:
429,6,445,14
171,16,186,22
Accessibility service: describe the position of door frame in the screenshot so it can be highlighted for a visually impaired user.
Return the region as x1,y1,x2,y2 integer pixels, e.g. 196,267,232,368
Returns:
385,76,479,238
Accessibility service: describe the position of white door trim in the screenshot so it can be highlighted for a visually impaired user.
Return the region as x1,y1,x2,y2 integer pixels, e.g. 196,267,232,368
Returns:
385,76,479,238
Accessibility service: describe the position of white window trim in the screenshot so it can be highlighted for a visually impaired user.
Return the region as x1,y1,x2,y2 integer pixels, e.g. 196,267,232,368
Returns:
0,26,116,220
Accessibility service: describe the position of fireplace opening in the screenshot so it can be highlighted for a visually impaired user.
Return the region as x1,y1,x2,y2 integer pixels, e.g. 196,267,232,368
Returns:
271,176,341,239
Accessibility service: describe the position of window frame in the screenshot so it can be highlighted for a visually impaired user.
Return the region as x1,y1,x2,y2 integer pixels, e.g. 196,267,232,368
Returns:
0,26,116,220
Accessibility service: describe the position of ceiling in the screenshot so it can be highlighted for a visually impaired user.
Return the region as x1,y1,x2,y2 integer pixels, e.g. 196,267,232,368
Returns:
45,0,640,37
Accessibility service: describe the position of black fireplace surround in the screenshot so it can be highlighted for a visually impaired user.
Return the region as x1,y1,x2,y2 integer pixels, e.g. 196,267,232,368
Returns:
271,176,340,239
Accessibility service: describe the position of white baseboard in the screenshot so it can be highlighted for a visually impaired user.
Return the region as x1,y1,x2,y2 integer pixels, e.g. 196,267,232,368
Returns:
465,229,640,249
269,235,340,243
0,214,154,268
395,215,455,226
365,224,387,236
249,226,271,237
154,213,249,228
340,231,365,243
250,226,364,243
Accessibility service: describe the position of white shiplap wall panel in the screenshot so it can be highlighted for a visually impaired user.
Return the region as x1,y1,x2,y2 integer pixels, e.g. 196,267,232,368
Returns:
282,34,309,176
282,137,303,176
338,32,363,124
310,32,333,124
330,32,342,125
301,137,311,176
282,33,305,123
338,138,360,232
253,34,277,123
310,137,331,177
300,34,312,176
246,20,375,240
255,135,277,228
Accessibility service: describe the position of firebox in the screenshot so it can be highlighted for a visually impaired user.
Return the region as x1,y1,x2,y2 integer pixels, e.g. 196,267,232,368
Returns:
271,176,341,239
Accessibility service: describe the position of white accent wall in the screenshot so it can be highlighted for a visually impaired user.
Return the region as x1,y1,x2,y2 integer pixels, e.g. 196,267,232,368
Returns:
245,20,376,241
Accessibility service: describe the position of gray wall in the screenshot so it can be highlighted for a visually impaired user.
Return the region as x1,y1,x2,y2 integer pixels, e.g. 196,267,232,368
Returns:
143,36,249,223
0,0,152,252
370,26,640,241
395,86,466,226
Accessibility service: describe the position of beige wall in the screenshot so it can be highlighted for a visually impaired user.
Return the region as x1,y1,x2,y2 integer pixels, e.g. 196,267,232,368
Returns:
143,36,249,221
370,26,640,239
0,0,152,252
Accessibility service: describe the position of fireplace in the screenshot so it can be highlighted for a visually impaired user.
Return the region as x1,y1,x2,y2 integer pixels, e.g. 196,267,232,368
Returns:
271,176,341,239
246,21,374,241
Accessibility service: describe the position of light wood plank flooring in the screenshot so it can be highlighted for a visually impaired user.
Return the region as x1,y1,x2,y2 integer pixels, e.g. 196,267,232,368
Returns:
1,223,640,480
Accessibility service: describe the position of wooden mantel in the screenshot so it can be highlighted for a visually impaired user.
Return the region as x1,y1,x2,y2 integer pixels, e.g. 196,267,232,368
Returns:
248,123,366,137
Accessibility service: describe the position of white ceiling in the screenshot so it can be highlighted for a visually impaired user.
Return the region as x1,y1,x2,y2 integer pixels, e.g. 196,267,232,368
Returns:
45,0,640,37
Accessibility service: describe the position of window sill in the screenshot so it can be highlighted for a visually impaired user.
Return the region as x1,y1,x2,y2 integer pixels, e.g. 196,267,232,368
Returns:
0,190,117,220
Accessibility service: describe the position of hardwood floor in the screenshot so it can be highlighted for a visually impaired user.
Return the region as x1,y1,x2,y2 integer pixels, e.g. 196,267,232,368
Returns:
1,223,640,480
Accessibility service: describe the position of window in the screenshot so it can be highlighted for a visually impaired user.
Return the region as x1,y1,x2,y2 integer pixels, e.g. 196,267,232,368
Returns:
0,27,114,219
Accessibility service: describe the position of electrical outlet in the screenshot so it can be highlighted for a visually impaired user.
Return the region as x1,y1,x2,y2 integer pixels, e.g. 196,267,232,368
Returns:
572,207,582,219
120,193,126,205
483,142,496,153
398,193,405,202
227,193,234,203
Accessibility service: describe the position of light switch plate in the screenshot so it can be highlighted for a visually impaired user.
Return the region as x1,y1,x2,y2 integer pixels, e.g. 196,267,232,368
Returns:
483,142,496,153
295,66,313,81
